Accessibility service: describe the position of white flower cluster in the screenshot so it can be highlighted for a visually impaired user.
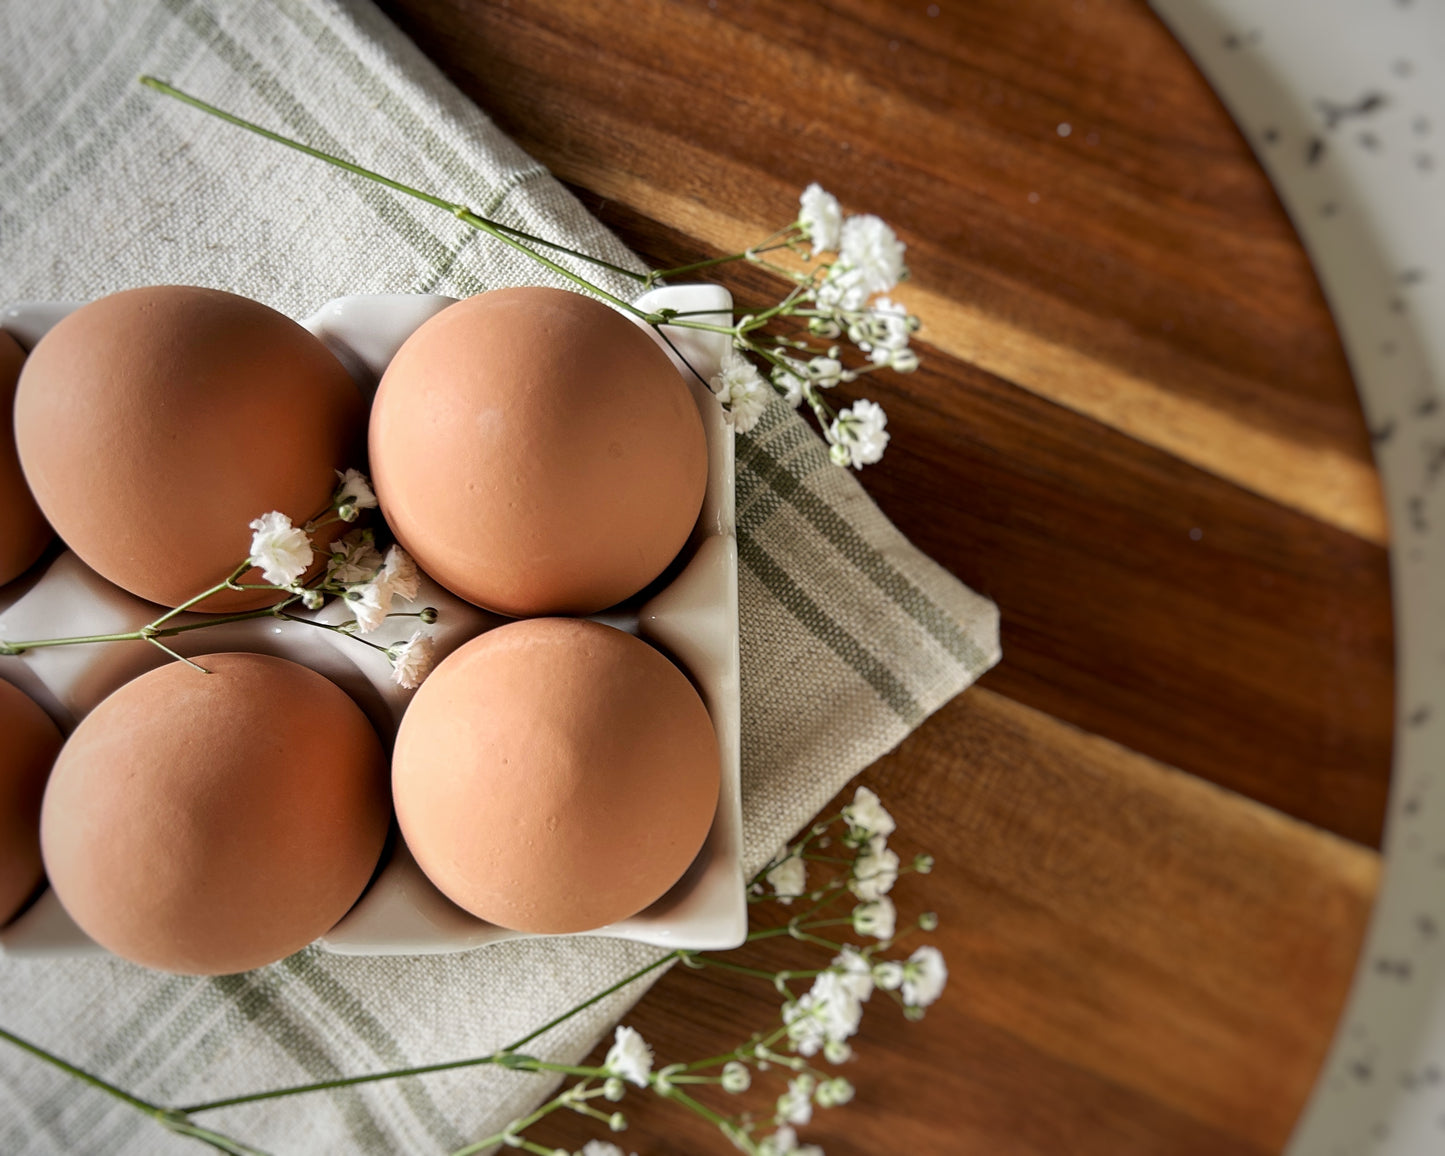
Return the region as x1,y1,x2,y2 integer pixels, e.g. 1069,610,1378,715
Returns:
711,347,773,435
577,1142,636,1156
764,848,807,903
245,470,438,689
332,467,379,521
603,1024,653,1088
703,184,916,468
797,186,914,468
757,1127,825,1156
782,945,872,1061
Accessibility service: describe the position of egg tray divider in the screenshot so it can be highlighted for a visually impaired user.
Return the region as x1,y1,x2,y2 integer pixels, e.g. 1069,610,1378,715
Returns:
0,285,746,959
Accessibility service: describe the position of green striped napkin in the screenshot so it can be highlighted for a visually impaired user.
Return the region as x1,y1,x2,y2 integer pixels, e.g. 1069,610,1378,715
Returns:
0,1,999,1151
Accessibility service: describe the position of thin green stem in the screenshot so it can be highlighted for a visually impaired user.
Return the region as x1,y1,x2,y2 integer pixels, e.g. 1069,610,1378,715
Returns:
180,1055,503,1114
646,251,747,285
448,1093,571,1156
662,1086,734,1131
185,952,680,1114
138,78,649,291
507,950,681,1051
1,598,298,657
146,637,209,673
0,1026,161,1116
689,958,793,982
163,1119,275,1156
151,560,252,628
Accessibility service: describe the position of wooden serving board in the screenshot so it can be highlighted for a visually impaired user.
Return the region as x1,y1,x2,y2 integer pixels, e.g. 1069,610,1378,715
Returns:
375,2,1389,1152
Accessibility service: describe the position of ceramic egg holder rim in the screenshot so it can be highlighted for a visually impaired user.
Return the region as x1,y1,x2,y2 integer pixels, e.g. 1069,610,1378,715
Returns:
0,284,746,961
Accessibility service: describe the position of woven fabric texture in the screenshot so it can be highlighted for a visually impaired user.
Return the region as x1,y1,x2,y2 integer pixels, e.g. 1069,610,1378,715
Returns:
0,2,1000,1152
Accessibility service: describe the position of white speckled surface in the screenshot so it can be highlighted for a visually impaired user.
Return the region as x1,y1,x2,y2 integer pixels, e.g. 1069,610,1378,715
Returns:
1150,2,1445,1152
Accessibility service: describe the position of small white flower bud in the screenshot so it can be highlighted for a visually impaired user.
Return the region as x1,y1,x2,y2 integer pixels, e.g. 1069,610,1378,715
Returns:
721,1061,751,1093
823,1038,853,1064
829,442,851,467
337,501,359,522
890,348,920,373
300,588,325,610
419,606,439,624
913,853,934,874
872,961,905,991
918,911,939,931
609,1112,627,1132
603,1077,626,1102
815,1077,855,1108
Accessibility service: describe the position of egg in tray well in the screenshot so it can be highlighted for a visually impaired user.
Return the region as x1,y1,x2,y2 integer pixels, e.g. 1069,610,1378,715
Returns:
0,283,744,969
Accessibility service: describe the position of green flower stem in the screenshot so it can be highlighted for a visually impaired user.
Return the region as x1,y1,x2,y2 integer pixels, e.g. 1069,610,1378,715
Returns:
0,1026,163,1116
567,1100,620,1126
137,78,649,307
163,1119,274,1156
505,949,682,1052
659,1086,735,1133
274,614,391,653
149,560,252,629
181,952,680,1114
644,227,802,287
645,251,749,286
0,597,300,658
680,1049,744,1074
448,1093,572,1156
689,957,794,983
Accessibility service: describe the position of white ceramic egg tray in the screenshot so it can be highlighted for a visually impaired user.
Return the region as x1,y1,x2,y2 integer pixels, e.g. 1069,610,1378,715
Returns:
0,284,745,959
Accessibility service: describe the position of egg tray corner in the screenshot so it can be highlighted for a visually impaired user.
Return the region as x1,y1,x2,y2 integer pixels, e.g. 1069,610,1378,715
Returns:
0,284,745,960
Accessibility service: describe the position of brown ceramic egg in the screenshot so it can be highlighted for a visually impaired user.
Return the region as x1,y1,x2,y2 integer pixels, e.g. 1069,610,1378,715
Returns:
14,287,361,611
40,653,390,975
0,680,62,926
369,287,708,617
392,618,720,933
0,331,52,586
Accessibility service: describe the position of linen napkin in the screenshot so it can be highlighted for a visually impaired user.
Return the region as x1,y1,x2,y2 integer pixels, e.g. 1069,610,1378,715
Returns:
0,1,1000,1152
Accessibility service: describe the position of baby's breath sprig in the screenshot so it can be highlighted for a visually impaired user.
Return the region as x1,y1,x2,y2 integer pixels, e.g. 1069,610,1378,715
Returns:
137,78,922,471
0,789,943,1156
0,469,439,689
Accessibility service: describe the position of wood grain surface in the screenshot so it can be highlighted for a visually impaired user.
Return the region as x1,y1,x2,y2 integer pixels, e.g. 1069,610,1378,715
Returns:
373,1,1392,1152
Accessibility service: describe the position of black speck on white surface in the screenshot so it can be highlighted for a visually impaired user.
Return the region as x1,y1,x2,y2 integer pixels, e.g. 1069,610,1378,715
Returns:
1374,958,1414,980
1424,442,1445,482
1408,495,1427,532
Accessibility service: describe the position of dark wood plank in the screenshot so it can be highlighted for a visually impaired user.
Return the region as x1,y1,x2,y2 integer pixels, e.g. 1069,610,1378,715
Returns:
528,690,1377,1156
